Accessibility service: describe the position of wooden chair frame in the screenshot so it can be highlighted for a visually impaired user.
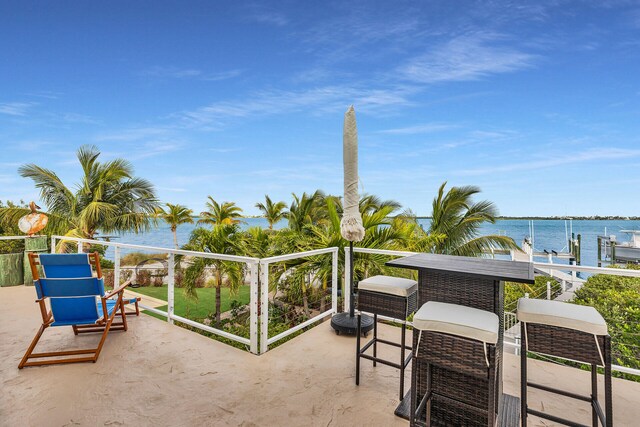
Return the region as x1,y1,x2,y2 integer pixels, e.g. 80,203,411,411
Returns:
18,252,131,369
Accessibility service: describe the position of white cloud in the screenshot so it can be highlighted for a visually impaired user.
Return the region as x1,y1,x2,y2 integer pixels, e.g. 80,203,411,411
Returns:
456,148,640,176
139,66,243,81
399,32,535,84
0,102,35,116
128,142,183,160
378,123,459,135
94,127,170,142
247,11,288,27
174,85,415,129
157,186,188,193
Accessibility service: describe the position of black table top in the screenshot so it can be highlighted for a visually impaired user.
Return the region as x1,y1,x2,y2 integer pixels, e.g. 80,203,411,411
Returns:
386,253,534,284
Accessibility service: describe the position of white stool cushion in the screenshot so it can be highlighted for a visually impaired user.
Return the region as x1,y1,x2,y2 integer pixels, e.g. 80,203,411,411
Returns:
517,298,607,335
413,301,499,344
358,275,417,297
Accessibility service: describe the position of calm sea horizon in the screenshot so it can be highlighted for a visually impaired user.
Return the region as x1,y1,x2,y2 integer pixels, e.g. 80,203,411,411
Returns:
107,218,640,268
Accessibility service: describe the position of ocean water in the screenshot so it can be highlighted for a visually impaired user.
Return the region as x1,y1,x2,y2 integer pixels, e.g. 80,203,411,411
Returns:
108,219,640,267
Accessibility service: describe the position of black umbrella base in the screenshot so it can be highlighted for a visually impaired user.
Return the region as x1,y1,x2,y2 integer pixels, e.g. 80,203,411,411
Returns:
331,312,374,336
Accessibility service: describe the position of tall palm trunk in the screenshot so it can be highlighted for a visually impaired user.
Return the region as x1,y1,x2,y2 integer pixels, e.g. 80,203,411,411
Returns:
215,268,222,325
302,276,310,318
172,226,178,249
319,279,326,313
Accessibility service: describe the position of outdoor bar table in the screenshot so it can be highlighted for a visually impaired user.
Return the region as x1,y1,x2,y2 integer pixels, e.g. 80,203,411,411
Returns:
386,253,534,425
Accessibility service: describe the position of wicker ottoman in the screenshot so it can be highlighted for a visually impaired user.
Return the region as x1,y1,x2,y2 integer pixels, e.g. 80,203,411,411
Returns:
410,301,500,427
518,298,612,427
356,275,418,400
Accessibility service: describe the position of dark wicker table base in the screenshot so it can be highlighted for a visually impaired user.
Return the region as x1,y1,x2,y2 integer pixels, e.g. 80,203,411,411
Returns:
395,391,520,427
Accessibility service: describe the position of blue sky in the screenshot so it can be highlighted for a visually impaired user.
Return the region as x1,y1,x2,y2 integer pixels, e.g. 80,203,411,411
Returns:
1,1,639,217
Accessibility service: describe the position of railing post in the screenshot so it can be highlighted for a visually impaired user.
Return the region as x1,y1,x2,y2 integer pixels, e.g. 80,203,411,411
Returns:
248,261,259,355
167,253,175,325
114,246,121,289
332,248,338,314
51,236,57,253
259,261,269,354
77,241,83,253
546,281,551,300
344,246,351,313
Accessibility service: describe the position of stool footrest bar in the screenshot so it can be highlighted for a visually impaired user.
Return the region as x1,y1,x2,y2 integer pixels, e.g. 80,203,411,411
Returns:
527,381,592,402
359,353,403,369
375,337,411,351
527,408,589,427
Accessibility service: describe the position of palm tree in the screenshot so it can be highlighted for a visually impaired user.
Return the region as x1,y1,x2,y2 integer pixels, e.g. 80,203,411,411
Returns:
0,145,158,248
183,225,245,325
197,196,243,226
428,182,518,256
255,195,287,229
285,190,325,232
358,194,402,215
154,203,194,248
280,196,415,316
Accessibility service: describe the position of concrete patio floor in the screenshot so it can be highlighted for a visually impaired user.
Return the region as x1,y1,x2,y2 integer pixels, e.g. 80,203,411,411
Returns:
1,285,639,426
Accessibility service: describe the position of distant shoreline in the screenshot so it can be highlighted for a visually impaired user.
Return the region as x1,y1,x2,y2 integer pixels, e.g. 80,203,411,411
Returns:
188,215,640,221
414,216,640,220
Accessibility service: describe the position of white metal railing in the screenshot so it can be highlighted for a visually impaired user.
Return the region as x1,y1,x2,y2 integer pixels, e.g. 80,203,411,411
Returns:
259,247,339,354
533,261,640,278
509,262,640,377
0,235,42,240
51,235,261,354
21,236,640,374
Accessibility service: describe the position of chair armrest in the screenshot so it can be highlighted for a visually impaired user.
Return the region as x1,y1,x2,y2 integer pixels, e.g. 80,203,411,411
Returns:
104,279,132,299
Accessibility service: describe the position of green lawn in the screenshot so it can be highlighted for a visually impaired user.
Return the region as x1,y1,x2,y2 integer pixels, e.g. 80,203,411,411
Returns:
134,285,250,321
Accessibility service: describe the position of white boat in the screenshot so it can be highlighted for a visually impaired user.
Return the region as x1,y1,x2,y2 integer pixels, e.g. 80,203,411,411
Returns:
599,230,640,263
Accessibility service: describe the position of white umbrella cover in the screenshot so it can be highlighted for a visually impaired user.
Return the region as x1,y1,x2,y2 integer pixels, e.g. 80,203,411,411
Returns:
340,106,365,242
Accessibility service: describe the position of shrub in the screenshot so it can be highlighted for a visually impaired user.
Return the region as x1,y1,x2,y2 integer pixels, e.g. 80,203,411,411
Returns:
120,269,133,285
135,269,152,287
103,270,115,289
175,270,184,288
152,270,165,287
505,276,561,312
0,238,25,254
194,274,205,288
121,252,168,266
573,269,640,373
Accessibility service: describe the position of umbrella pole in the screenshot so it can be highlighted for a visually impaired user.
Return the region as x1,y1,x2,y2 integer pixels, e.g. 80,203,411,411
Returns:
349,241,355,317
330,240,373,335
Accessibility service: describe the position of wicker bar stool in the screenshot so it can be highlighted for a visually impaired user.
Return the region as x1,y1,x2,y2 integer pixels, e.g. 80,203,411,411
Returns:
518,299,612,427
355,275,417,400
410,301,500,427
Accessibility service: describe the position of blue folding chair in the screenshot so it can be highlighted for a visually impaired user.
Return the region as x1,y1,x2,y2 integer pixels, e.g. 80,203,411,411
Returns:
39,250,141,316
19,252,131,368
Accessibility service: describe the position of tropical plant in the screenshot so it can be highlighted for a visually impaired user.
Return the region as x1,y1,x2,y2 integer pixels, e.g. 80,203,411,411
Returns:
358,194,402,215
183,225,245,325
154,203,194,248
285,190,326,232
428,182,518,256
573,267,640,373
0,200,27,253
273,195,426,316
0,145,159,249
197,196,243,226
255,195,287,229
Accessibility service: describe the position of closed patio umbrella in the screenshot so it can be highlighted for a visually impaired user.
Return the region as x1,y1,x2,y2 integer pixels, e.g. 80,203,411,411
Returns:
331,106,374,335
